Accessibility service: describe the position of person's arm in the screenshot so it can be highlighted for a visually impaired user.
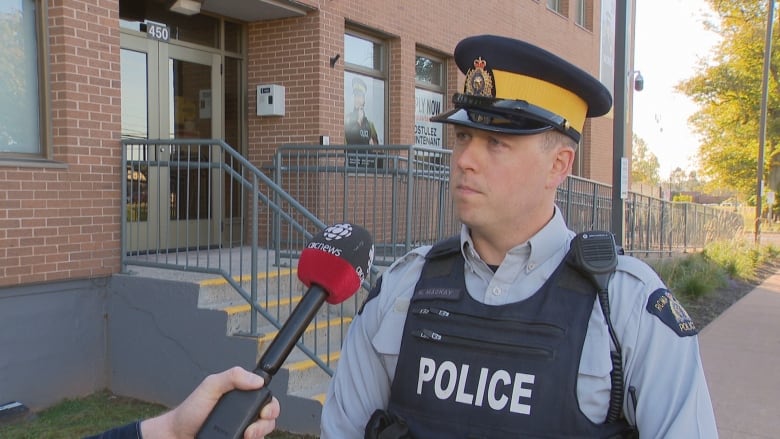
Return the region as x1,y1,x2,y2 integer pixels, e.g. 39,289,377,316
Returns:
321,288,393,439
87,367,280,439
321,251,427,439
612,261,717,437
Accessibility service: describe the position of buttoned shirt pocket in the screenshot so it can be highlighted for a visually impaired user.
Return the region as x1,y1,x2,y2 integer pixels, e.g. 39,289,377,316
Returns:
577,331,612,423
576,328,614,423
370,298,409,375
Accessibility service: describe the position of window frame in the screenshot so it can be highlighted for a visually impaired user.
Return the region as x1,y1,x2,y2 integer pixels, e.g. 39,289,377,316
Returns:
0,0,53,165
343,30,388,145
574,0,593,31
547,0,569,17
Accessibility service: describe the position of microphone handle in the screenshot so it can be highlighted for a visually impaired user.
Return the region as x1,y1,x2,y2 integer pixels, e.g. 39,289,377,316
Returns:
196,285,328,439
196,369,272,439
258,284,327,375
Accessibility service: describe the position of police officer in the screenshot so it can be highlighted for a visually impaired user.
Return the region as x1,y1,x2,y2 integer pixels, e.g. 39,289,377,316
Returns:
345,76,381,145
321,35,717,438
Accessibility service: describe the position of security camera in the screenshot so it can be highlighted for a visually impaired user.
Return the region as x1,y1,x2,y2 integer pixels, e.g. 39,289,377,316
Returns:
633,71,644,92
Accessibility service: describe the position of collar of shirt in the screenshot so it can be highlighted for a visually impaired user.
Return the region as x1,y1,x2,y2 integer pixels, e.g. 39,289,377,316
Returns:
459,206,575,305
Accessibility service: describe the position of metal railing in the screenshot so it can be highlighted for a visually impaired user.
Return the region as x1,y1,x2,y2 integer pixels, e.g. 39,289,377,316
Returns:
121,138,339,374
270,145,459,265
121,140,743,376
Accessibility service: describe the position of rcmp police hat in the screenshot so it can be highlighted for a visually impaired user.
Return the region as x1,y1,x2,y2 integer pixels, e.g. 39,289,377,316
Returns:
431,35,612,143
352,76,367,95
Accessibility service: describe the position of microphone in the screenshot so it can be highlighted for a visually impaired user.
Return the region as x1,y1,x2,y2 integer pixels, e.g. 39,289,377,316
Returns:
197,223,373,439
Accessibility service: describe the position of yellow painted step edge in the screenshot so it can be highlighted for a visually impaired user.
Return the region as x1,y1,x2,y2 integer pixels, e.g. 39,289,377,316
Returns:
286,351,342,372
222,295,302,316
257,317,353,345
198,268,296,287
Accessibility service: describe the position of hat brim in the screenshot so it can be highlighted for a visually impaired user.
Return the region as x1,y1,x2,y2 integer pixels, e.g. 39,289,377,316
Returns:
431,93,580,142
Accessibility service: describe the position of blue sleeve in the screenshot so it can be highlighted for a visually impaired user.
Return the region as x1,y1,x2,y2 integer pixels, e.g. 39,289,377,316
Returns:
83,421,141,439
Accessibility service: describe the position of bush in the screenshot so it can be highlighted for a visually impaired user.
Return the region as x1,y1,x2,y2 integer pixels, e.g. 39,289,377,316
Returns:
701,240,779,281
649,240,780,300
651,253,727,299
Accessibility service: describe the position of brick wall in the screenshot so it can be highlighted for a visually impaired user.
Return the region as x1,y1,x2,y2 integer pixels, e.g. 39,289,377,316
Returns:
1,0,121,288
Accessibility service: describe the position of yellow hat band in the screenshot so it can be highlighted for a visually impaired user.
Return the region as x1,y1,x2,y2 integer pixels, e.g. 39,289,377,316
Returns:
492,69,588,134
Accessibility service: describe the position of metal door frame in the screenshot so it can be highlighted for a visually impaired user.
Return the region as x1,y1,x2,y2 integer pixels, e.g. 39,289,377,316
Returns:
121,31,223,252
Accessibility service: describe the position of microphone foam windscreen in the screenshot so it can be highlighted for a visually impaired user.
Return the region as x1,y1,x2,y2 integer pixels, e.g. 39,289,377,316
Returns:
298,223,374,304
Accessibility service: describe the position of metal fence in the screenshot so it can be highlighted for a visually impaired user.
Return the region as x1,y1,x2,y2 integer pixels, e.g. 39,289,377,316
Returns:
121,140,743,376
272,144,741,257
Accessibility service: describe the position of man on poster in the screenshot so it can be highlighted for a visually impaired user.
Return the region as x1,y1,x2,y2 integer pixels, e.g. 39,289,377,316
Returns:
345,76,380,145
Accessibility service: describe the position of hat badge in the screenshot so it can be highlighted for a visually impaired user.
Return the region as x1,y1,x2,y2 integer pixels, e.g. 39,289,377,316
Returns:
465,56,494,98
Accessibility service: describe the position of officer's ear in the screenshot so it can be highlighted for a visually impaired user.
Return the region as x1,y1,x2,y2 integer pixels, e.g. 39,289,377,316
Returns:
546,138,575,189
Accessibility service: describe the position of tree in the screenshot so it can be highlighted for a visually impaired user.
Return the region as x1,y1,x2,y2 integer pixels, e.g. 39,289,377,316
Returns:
631,134,661,185
669,166,688,193
677,0,779,199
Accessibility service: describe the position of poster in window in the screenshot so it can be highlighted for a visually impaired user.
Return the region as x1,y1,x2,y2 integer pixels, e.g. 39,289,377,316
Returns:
344,72,384,145
414,88,444,149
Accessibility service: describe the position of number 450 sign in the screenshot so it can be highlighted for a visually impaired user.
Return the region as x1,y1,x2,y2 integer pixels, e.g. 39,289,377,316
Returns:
145,22,170,42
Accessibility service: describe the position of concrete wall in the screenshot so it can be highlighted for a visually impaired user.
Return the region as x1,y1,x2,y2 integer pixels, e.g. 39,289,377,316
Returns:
0,279,107,410
107,275,257,405
0,275,323,434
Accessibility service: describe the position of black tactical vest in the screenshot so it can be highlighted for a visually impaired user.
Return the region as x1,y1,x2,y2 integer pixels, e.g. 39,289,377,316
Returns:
385,237,632,438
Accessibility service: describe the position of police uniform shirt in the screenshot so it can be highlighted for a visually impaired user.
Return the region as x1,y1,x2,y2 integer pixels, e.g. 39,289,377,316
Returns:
321,206,718,438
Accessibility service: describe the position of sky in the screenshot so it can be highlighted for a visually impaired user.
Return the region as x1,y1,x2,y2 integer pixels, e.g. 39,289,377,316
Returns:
632,0,722,178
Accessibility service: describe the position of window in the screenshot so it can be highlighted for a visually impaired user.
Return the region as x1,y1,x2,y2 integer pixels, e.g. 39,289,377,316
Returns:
0,0,48,158
547,0,568,16
575,0,593,30
415,53,445,150
344,32,386,146
572,120,589,177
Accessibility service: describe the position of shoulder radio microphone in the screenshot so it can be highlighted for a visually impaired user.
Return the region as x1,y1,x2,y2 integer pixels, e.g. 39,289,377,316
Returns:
197,223,373,439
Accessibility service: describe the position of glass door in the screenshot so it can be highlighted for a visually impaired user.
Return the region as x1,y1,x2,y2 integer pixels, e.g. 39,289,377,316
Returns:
162,44,222,250
121,32,222,252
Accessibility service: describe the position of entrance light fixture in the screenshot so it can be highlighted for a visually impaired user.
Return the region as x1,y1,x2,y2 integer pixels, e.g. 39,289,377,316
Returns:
170,0,201,16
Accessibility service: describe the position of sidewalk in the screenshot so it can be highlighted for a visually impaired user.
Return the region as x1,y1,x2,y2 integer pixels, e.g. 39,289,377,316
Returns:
699,268,780,438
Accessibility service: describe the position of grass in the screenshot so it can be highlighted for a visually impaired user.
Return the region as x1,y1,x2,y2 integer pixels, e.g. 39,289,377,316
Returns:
0,390,314,439
3,239,777,439
0,391,165,439
648,238,780,300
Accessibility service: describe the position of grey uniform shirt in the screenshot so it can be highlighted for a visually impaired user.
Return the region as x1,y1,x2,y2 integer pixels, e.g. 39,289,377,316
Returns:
321,207,718,438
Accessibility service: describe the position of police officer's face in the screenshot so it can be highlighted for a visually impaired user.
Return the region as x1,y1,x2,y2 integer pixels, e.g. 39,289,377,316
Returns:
354,92,365,110
450,126,574,243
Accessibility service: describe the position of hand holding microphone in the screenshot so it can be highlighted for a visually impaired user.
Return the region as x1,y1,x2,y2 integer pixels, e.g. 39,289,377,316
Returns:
197,223,373,439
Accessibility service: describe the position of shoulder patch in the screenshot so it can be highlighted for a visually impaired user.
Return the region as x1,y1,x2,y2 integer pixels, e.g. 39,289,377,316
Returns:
645,288,698,337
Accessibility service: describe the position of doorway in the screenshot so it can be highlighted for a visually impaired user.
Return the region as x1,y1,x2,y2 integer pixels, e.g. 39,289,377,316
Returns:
121,32,223,252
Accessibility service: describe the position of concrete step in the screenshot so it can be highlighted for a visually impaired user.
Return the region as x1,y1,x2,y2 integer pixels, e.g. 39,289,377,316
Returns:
219,295,351,404
196,267,303,308
196,271,362,409
284,349,341,398
221,296,303,336
287,379,330,406
220,295,352,336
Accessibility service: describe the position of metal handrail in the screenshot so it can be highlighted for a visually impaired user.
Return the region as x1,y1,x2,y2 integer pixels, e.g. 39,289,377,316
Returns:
121,138,340,374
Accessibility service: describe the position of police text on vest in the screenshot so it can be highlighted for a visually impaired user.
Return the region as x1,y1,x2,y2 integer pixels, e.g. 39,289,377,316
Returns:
416,357,535,414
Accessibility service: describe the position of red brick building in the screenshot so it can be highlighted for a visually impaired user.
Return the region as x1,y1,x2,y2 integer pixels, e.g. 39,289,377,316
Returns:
0,0,637,425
